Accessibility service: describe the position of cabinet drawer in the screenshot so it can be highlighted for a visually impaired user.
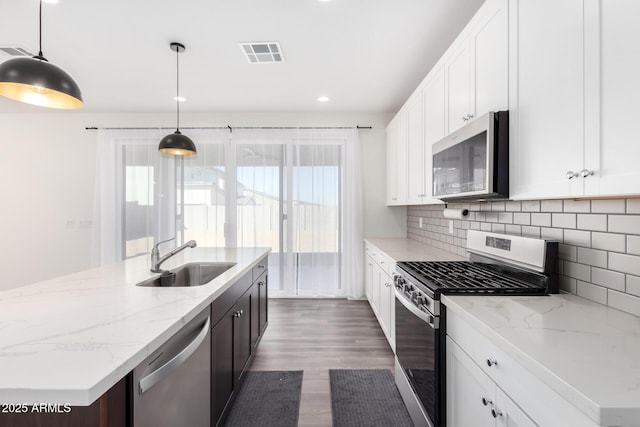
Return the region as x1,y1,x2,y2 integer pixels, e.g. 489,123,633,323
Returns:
364,243,395,275
211,273,252,328
251,257,268,283
446,309,599,427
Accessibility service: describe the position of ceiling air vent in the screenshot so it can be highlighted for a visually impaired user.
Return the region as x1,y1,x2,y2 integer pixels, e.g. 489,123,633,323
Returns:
239,42,284,64
0,46,35,61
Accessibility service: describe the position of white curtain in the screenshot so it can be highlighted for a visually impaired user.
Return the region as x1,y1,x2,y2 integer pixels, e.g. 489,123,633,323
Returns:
92,127,364,298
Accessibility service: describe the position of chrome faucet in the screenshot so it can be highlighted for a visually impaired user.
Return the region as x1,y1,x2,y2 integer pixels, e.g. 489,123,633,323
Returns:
150,237,197,273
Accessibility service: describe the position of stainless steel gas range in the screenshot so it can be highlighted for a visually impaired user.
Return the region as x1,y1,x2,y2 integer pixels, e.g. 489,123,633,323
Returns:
393,230,558,427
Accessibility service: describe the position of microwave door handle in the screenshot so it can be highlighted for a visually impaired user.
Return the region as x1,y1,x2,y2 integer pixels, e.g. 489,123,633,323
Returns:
394,287,438,329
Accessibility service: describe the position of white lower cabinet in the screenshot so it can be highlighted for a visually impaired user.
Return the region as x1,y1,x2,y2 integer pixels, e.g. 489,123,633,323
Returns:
364,242,395,352
447,336,536,427
446,308,600,427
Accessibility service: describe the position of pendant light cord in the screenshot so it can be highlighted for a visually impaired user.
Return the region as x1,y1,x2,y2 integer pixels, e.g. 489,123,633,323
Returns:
38,0,43,58
176,46,180,132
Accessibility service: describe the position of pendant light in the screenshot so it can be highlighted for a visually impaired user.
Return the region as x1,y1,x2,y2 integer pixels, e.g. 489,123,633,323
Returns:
158,42,196,156
0,0,83,109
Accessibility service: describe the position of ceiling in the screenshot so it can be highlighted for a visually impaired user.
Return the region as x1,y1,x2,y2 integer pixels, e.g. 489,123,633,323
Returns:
0,0,484,114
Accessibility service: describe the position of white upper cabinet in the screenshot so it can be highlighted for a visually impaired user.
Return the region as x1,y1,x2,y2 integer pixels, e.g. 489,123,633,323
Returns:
423,66,446,201
510,0,640,199
446,0,509,134
583,0,640,197
509,0,585,199
386,115,408,206
407,92,426,204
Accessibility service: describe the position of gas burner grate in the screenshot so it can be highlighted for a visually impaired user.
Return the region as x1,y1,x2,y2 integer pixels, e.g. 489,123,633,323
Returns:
398,261,547,295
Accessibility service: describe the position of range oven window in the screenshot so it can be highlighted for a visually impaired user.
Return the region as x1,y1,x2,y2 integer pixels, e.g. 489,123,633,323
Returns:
395,297,441,426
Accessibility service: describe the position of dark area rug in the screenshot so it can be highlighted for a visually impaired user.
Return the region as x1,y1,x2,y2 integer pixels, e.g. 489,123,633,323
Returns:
329,369,414,427
222,370,303,427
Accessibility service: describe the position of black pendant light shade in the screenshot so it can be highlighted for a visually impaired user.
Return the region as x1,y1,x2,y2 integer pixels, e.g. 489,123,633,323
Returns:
159,42,196,156
0,1,83,109
159,130,197,155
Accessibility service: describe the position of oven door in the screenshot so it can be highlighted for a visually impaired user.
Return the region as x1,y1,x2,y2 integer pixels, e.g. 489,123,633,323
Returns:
394,287,442,427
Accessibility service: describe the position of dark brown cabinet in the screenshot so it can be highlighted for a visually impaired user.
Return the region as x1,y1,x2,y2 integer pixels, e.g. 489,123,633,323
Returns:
211,256,269,427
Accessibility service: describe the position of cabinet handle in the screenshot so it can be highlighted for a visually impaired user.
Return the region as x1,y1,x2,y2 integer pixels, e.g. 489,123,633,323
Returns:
240,309,244,316
462,116,468,122
392,197,398,201
481,397,492,406
566,170,580,179
491,408,503,418
467,114,474,120
580,169,595,178
258,281,264,287
486,358,498,367
381,260,385,264
257,264,265,269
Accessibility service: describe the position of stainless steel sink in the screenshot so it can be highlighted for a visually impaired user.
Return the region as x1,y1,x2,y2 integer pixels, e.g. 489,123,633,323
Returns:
136,262,236,287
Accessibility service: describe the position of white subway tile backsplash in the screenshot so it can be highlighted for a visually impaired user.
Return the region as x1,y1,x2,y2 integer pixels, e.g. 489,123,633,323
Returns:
491,223,506,233
541,199,563,212
541,227,563,241
609,215,640,235
563,229,591,247
591,267,625,292
564,261,591,281
505,224,522,235
577,247,607,268
608,290,640,317
513,212,531,225
627,199,640,214
577,281,607,305
609,252,640,276
627,235,640,256
563,200,591,213
627,275,640,297
552,213,576,229
522,200,541,212
521,226,541,238
591,199,626,214
577,214,607,231
505,201,522,212
406,197,640,313
559,244,577,262
498,212,513,223
592,232,626,252
531,213,551,227
560,276,577,293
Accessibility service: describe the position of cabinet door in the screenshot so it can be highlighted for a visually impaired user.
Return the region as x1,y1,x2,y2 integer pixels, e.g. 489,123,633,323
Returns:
473,0,508,117
386,120,399,205
446,337,495,427
258,273,268,336
251,281,260,350
496,389,537,427
584,0,640,196
211,312,234,425
379,271,392,339
447,41,473,133
365,256,374,301
423,67,446,202
407,92,425,204
509,0,585,199
371,264,381,316
233,290,252,385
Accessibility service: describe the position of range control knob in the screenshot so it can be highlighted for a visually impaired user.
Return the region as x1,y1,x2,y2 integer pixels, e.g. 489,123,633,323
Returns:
416,296,426,306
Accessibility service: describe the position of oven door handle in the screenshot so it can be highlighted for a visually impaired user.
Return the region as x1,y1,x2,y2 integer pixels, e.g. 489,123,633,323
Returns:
394,287,439,329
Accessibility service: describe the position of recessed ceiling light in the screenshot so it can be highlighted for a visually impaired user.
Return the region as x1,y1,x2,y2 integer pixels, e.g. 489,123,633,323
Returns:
317,96,330,102
42,0,59,4
174,96,186,102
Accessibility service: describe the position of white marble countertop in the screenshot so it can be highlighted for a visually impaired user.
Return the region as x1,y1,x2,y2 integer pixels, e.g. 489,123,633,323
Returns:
0,247,270,406
442,293,640,427
364,237,466,262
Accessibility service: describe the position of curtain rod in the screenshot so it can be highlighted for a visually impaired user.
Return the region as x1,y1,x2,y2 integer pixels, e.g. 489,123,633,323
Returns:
85,125,372,130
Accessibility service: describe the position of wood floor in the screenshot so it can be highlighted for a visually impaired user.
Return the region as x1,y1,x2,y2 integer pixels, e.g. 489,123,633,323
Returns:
250,298,396,427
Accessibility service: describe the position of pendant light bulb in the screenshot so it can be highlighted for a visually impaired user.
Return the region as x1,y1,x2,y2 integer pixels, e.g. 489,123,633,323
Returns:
0,0,83,109
159,42,196,156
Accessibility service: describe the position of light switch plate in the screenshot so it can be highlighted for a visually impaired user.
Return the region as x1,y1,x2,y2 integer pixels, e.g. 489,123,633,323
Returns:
419,217,423,228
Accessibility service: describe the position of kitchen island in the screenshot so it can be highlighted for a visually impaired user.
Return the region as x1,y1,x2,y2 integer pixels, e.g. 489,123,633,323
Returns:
0,247,270,408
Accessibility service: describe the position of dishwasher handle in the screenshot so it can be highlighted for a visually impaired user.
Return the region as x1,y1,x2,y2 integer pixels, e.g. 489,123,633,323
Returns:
139,316,210,394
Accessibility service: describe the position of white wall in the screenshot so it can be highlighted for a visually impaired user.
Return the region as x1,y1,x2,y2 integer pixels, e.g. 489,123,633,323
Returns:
0,111,406,290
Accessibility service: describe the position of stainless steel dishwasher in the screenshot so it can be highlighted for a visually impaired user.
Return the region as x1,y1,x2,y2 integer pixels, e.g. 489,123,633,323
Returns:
133,307,211,427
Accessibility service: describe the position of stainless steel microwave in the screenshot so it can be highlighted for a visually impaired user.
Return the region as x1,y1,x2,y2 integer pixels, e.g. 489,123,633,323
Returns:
432,111,508,201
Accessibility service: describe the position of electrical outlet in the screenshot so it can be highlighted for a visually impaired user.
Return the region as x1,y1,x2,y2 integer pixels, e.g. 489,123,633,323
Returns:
449,220,454,234
419,217,423,229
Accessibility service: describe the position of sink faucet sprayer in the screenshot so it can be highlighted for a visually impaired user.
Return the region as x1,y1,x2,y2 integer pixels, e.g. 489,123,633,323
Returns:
150,238,197,273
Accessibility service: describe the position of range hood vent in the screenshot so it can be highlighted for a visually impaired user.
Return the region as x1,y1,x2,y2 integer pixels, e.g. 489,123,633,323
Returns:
239,42,284,64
